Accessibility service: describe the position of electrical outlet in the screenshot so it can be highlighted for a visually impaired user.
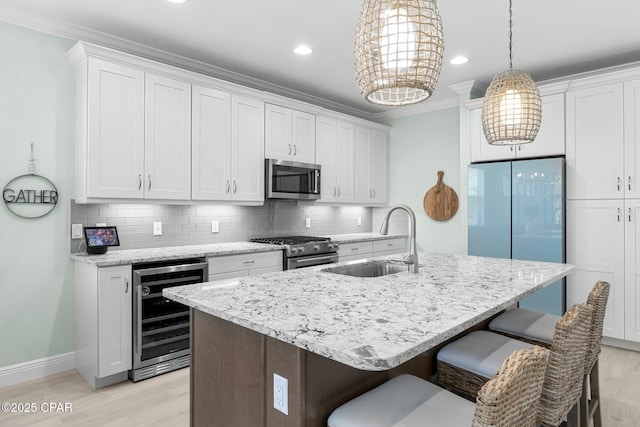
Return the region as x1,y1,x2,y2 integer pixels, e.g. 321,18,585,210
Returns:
71,224,84,239
357,216,362,226
153,221,162,236
211,220,219,233
305,217,311,229
273,373,288,415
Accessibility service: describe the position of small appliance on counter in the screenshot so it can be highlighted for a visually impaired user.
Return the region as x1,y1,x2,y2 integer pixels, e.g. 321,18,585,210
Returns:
265,159,321,201
83,226,120,254
250,236,339,269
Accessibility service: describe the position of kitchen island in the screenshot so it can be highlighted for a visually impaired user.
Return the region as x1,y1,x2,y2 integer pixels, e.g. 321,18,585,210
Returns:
164,252,574,427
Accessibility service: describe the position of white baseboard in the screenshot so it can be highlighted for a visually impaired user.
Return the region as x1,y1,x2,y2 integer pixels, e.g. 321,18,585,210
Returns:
0,352,75,388
602,337,640,352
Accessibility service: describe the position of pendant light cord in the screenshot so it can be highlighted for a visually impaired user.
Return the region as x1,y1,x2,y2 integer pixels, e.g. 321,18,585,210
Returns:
508,0,513,70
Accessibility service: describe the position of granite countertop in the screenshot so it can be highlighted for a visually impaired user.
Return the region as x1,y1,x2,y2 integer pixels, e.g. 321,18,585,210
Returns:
69,242,284,266
324,233,407,244
163,252,574,371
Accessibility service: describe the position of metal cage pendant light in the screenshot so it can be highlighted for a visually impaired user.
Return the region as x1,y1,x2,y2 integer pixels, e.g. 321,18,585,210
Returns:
482,0,542,145
354,0,444,106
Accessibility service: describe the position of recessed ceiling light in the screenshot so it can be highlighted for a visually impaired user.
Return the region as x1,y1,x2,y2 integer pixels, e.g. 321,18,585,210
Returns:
167,0,188,4
294,45,312,56
450,56,469,65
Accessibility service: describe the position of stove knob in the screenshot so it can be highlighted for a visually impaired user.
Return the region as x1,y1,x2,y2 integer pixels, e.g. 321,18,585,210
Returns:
291,247,299,253
299,247,305,253
313,245,320,251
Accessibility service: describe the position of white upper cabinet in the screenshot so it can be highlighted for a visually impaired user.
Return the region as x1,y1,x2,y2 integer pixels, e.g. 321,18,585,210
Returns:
355,125,388,205
191,86,232,200
315,116,355,203
144,73,192,200
265,104,316,164
85,58,145,199
624,79,640,199
231,95,265,202
470,93,566,163
566,83,624,200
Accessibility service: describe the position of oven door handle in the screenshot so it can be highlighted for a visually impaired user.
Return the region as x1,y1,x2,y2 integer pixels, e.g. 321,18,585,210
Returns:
288,254,338,269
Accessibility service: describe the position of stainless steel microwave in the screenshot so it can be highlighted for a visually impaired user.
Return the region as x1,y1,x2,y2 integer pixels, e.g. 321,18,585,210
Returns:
266,159,321,200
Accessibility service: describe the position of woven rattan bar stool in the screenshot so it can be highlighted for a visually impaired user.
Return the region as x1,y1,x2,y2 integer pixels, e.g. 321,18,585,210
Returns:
488,281,610,427
436,303,593,427
327,346,548,427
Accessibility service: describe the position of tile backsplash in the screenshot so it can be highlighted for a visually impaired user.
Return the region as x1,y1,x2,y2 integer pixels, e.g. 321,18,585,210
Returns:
70,200,407,253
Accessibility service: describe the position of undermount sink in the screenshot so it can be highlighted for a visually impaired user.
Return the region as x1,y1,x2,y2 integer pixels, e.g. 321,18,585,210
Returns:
322,260,407,278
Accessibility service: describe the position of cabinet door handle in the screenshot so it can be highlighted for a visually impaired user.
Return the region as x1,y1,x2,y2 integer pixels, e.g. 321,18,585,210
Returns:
387,243,393,247
351,247,359,252
618,177,621,191
293,144,297,155
138,174,142,190
148,175,152,191
510,146,514,152
243,260,255,265
518,145,522,151
233,180,238,193
618,208,621,222
629,208,633,222
337,187,341,197
125,276,129,294
288,144,291,155
226,180,230,193
629,176,633,191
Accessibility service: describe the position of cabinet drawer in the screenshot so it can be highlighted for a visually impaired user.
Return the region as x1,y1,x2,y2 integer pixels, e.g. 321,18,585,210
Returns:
337,242,373,258
373,238,406,253
209,270,249,282
208,251,282,275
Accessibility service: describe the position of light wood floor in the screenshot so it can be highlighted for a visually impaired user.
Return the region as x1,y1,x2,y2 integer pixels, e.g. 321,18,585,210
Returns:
0,345,638,426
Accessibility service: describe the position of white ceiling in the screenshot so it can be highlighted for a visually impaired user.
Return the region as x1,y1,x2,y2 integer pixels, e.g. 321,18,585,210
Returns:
2,0,640,119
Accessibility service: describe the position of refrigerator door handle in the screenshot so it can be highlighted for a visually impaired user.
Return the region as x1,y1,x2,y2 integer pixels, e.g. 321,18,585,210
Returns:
618,208,621,222
629,208,632,222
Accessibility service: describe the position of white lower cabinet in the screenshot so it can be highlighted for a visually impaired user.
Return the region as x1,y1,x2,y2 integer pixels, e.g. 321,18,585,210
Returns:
566,199,640,342
337,238,407,263
208,251,282,281
75,263,132,388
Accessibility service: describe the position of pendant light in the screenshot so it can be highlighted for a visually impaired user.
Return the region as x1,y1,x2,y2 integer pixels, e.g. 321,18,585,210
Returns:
482,0,541,145
354,0,444,106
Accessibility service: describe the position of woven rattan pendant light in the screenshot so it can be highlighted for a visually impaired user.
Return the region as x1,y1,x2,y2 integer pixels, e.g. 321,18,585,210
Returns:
354,0,444,106
482,0,541,145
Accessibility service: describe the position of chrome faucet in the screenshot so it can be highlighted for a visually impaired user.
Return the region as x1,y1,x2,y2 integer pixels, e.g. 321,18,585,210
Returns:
379,204,419,274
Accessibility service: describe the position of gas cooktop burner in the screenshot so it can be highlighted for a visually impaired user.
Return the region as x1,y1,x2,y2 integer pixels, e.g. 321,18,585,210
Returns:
250,236,330,245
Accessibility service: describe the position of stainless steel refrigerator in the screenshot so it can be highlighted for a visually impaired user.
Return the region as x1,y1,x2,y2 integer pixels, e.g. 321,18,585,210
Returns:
468,157,565,316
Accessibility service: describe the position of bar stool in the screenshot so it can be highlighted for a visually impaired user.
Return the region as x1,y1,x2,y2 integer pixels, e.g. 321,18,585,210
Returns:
436,303,593,427
327,346,549,427
488,281,609,427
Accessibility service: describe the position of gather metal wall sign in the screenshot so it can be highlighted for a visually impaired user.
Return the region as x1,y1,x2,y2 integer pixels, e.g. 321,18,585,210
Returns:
3,174,58,218
3,143,58,219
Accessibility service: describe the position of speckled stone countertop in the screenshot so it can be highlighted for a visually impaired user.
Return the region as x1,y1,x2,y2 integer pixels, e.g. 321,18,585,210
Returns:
70,242,283,266
163,253,574,371
323,232,407,243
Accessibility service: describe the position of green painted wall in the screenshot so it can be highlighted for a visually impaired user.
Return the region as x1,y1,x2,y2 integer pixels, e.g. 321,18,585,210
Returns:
385,106,465,255
0,22,76,367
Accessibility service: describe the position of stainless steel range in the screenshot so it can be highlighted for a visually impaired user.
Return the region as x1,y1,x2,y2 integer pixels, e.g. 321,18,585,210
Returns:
250,236,339,270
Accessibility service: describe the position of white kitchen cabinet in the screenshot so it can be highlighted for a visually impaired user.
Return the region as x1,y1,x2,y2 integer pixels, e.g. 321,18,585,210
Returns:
624,79,640,199
83,58,145,199
144,73,192,200
232,95,265,201
265,104,316,164
566,83,625,200
208,251,282,281
316,116,355,203
191,85,232,200
624,199,640,342
75,263,132,388
469,93,566,163
192,90,264,202
566,200,626,339
355,126,389,205
337,238,407,263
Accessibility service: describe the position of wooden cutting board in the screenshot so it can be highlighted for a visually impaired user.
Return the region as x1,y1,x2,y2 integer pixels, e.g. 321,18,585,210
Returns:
423,171,459,221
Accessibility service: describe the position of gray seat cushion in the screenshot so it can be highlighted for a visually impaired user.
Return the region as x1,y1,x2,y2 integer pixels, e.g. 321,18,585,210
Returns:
437,330,533,379
489,308,558,344
327,374,476,427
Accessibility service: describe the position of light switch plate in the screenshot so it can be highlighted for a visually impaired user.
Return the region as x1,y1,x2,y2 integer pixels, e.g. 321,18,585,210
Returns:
153,221,162,236
273,373,288,415
305,217,311,228
71,224,83,239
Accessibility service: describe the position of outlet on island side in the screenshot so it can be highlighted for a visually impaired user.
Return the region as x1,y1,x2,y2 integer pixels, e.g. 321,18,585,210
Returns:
273,373,288,415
